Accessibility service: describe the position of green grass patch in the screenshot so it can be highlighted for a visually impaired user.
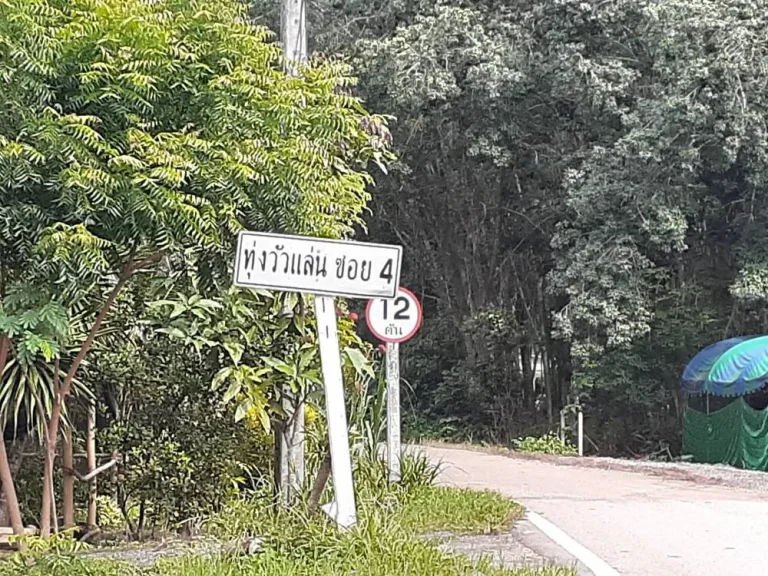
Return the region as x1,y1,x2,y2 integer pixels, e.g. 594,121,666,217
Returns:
150,526,575,576
397,486,523,535
2,527,575,576
0,551,575,576
0,482,571,576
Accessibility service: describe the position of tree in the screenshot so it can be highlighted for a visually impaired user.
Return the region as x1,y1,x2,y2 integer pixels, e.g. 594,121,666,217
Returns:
283,0,602,438
271,0,768,454
0,0,388,536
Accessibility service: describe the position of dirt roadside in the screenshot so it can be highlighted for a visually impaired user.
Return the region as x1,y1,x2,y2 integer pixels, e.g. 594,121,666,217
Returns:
421,440,768,493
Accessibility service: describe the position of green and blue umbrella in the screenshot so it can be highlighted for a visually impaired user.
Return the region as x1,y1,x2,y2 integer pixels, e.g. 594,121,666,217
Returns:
681,335,768,396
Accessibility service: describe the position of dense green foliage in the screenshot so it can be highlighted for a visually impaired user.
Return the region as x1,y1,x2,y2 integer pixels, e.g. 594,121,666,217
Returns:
94,334,271,535
5,0,768,567
245,0,768,455
514,434,577,457
0,0,388,534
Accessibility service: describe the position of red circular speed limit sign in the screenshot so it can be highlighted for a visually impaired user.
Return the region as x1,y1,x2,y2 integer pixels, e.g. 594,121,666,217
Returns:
366,287,423,343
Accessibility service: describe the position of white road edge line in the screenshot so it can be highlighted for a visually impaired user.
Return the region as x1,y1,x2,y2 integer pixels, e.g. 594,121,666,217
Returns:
526,510,621,576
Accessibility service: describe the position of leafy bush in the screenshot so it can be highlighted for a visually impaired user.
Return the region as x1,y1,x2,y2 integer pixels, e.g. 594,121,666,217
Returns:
93,497,126,533
2,532,92,575
95,337,272,538
514,433,577,456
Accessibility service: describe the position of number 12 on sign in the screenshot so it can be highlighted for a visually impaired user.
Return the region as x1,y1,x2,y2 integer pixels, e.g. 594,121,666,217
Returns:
381,296,410,321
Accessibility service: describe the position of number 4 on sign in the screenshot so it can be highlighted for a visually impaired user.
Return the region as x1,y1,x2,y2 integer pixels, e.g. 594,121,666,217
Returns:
366,287,422,483
380,259,394,284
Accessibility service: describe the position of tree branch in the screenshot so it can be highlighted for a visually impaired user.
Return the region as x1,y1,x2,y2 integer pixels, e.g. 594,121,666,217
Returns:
0,335,24,537
52,358,60,397
130,251,165,273
56,256,138,407
64,458,119,483
308,449,332,515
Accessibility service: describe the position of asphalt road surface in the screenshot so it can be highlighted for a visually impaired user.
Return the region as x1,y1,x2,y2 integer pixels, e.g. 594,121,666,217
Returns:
422,445,768,576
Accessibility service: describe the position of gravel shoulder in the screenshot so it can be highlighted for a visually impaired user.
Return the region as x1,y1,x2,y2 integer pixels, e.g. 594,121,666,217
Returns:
430,519,586,575
421,440,768,493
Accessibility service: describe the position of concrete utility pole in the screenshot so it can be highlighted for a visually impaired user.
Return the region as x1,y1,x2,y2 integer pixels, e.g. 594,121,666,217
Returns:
276,0,307,506
281,0,306,71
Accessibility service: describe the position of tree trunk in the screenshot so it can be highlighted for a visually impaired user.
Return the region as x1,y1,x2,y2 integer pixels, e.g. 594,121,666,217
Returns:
0,440,23,536
137,499,146,540
41,359,61,538
308,450,332,515
520,345,533,410
62,428,75,529
117,484,137,537
540,280,556,424
0,437,33,528
40,256,150,537
0,336,23,536
544,349,554,425
274,0,308,505
0,495,8,527
45,274,129,455
40,425,56,537
87,399,97,529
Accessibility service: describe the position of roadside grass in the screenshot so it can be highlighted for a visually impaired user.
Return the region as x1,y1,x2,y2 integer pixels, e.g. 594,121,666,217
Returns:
396,486,524,535
2,524,576,576
150,528,576,576
0,455,573,576
0,488,572,576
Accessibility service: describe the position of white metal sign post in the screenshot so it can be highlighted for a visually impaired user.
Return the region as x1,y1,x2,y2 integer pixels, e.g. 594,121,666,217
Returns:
366,287,423,482
234,231,402,529
315,296,357,528
385,342,400,481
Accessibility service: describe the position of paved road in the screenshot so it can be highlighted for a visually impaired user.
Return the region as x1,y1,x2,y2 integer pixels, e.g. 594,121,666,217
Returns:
423,445,768,576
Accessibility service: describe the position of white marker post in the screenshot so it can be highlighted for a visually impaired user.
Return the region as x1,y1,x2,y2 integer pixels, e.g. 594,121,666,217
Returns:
577,409,584,457
233,231,402,529
366,287,423,483
315,296,357,528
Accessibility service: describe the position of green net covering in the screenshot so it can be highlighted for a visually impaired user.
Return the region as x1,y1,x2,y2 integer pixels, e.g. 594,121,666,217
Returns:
683,399,768,470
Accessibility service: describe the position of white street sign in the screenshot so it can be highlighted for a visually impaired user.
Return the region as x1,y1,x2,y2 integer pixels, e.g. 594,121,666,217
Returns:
233,231,402,299
231,230,404,530
365,287,423,343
